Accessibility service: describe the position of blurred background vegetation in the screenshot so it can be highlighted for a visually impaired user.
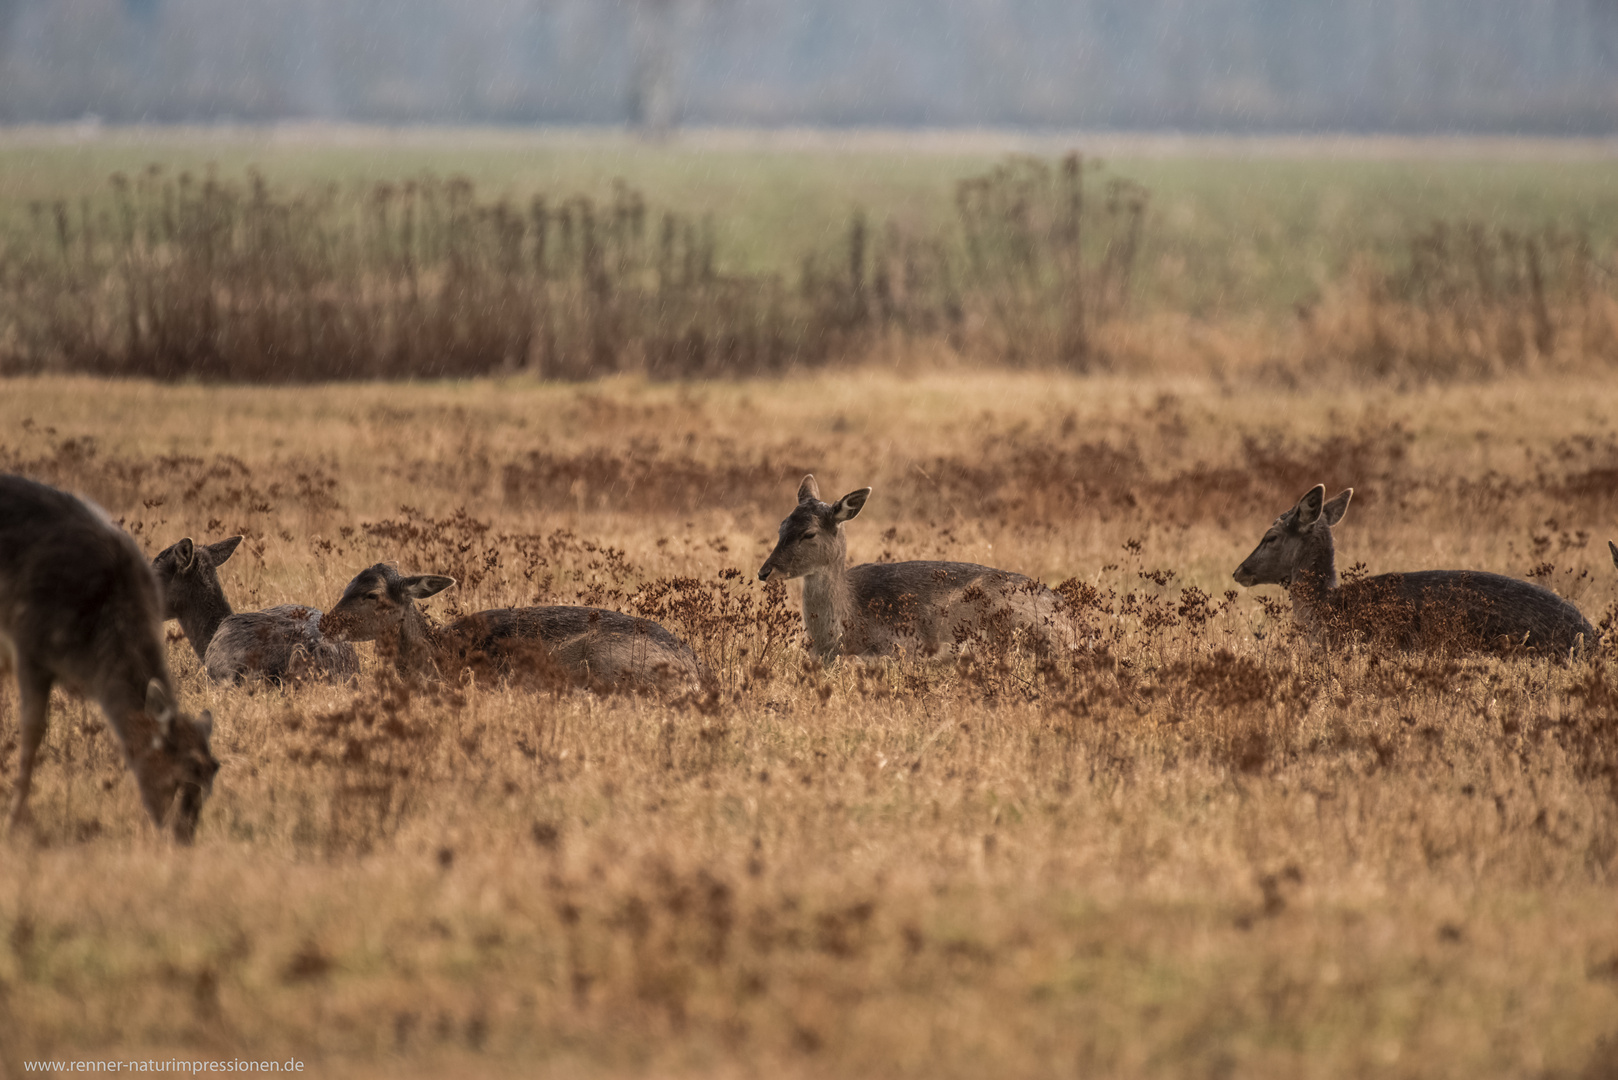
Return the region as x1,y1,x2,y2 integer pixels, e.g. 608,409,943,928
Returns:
2,132,1616,383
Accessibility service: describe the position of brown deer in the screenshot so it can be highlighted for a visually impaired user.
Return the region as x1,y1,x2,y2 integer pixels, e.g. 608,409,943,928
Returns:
757,475,1078,663
152,536,358,685
1234,485,1594,657
319,563,702,691
1,475,218,842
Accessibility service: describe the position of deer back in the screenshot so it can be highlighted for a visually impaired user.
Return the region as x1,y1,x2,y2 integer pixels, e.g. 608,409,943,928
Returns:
846,560,1072,656
448,606,701,690
206,605,361,684
1331,569,1594,655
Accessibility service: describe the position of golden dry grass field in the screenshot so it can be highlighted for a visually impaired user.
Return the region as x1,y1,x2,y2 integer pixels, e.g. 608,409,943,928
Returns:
2,370,1618,1078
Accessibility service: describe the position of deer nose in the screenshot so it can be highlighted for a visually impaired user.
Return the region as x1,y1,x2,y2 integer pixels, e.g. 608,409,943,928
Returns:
757,564,773,582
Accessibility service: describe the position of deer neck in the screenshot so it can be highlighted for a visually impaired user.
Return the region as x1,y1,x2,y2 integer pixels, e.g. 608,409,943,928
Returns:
801,552,856,664
393,604,447,678
178,590,233,662
1287,530,1339,634
95,645,173,748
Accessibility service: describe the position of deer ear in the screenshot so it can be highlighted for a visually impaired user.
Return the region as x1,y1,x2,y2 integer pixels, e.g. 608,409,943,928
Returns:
1322,488,1352,527
797,474,821,504
830,487,871,523
174,538,196,571
146,678,176,733
207,536,244,565
1292,485,1326,527
402,575,456,600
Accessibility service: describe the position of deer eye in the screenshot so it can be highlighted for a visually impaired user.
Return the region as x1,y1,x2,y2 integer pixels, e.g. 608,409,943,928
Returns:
802,531,817,540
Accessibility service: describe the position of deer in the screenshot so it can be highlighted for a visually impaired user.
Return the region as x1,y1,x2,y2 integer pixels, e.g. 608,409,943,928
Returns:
318,563,702,692
151,535,358,685
1,474,218,842
757,475,1078,663
1234,485,1595,658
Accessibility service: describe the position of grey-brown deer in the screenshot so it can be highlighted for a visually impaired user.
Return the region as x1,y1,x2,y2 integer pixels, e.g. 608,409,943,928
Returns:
1,475,218,842
757,475,1078,663
1234,485,1594,657
319,564,702,692
152,536,358,685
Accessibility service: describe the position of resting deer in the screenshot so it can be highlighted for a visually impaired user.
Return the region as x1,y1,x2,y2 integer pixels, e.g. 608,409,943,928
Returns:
152,536,358,685
319,563,702,691
1234,485,1594,657
1,475,218,842
757,475,1077,663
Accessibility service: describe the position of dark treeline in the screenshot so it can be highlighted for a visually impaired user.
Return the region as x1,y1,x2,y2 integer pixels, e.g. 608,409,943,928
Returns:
2,0,1616,133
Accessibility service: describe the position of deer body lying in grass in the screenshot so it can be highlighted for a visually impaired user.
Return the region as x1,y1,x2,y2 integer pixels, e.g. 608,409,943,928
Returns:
319,564,702,692
152,536,359,685
0,474,218,842
1235,485,1594,658
758,475,1078,663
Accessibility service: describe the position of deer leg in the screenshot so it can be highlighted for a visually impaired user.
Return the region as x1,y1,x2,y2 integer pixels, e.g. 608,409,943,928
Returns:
6,666,52,834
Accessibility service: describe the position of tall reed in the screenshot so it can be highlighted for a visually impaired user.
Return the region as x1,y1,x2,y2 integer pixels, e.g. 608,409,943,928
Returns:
0,156,1148,381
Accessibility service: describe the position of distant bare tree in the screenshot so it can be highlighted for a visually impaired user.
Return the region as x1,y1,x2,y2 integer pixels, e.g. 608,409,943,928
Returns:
628,0,680,135
625,0,732,136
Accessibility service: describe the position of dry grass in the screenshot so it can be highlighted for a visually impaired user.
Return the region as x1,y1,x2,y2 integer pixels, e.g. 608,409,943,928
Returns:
2,370,1618,1077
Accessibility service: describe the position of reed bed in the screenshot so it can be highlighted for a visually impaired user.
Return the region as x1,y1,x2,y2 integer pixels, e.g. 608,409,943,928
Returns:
6,149,1618,384
0,156,1148,381
1304,221,1618,381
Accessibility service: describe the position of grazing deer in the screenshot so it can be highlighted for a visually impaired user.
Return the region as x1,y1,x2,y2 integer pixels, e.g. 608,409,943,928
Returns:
319,563,702,691
152,536,358,685
1,475,218,842
1234,485,1594,657
757,475,1077,663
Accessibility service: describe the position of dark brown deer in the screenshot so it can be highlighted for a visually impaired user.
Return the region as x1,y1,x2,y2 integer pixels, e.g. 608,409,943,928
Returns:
1,475,218,841
319,563,701,692
1234,485,1594,657
757,475,1078,663
152,536,358,685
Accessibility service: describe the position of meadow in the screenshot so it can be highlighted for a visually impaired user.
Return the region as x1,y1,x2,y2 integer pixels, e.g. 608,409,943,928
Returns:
3,366,1618,1078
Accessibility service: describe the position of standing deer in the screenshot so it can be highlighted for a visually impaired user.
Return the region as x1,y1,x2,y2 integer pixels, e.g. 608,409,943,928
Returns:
1,475,218,841
757,475,1077,663
1234,485,1594,657
319,563,702,692
152,535,358,684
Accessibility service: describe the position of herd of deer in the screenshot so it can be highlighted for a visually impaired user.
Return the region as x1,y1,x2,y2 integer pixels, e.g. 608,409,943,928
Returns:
0,470,1608,843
